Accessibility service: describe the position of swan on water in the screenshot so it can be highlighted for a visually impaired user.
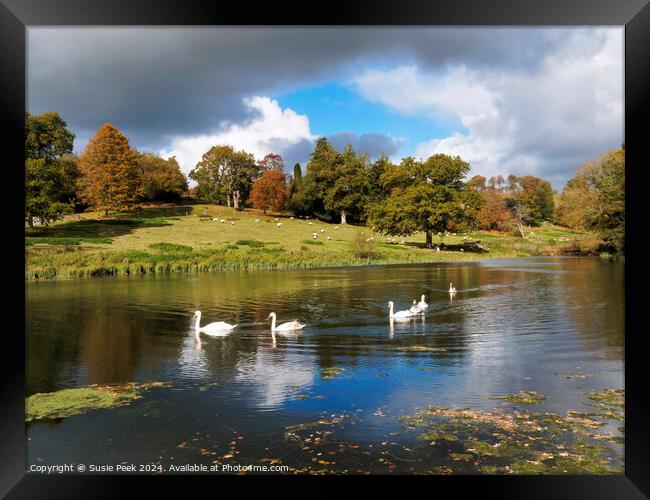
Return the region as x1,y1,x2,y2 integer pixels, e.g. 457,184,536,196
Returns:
417,294,428,310
193,311,237,337
388,301,414,319
409,299,423,314
266,312,306,343
449,283,457,294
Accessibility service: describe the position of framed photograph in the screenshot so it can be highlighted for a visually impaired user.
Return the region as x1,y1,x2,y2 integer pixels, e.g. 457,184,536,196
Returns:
3,0,648,497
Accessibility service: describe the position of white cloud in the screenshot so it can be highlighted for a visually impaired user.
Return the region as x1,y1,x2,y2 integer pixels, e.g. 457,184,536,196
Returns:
354,29,623,187
160,96,315,177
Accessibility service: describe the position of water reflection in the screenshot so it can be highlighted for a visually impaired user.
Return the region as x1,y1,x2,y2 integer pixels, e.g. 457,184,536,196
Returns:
26,258,624,466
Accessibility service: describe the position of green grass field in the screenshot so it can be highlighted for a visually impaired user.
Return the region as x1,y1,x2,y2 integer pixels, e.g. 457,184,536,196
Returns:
24,203,600,280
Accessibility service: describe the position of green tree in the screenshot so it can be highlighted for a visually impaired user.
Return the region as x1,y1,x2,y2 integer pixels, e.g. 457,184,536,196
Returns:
189,145,259,208
368,154,482,247
296,138,342,220
323,144,371,224
25,112,75,161
77,123,141,216
507,175,554,225
557,148,624,252
25,112,77,226
368,154,393,202
25,158,74,227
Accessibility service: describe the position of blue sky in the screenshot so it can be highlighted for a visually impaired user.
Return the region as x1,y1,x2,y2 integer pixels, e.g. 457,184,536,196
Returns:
27,27,623,189
274,82,466,159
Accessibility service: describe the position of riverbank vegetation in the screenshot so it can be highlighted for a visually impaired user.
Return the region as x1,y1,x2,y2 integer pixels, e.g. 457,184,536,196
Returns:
25,112,625,279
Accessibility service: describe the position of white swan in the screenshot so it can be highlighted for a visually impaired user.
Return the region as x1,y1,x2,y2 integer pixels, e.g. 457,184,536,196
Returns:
417,294,428,310
266,312,306,343
193,311,237,337
409,299,422,314
449,283,457,294
388,301,414,319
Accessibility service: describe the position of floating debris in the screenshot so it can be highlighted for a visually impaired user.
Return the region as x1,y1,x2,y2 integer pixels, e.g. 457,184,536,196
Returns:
489,391,548,405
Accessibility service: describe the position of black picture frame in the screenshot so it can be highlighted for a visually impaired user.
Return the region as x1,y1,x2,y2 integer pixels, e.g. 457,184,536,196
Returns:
3,0,648,497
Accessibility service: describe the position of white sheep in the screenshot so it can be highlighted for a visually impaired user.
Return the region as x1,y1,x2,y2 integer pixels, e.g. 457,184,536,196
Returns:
436,246,440,252
312,234,317,240
230,221,235,225
255,219,260,223
320,229,325,233
308,222,313,225
220,219,225,223
334,226,339,230
277,222,282,227
327,236,331,240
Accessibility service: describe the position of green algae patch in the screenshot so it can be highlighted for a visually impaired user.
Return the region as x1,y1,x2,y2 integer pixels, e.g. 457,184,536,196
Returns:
489,391,547,405
585,388,624,408
26,381,170,422
321,367,345,380
399,397,624,474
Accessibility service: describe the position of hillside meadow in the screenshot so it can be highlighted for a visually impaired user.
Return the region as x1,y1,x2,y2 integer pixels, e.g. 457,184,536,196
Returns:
25,203,601,280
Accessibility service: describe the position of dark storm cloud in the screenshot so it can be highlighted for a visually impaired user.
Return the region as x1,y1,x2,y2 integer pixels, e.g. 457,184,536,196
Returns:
27,27,573,150
327,132,403,160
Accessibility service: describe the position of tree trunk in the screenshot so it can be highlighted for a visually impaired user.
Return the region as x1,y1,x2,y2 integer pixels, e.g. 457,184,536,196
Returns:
341,211,347,225
234,190,240,210
426,230,433,248
517,223,525,238
227,194,231,207
28,215,34,228
104,209,109,217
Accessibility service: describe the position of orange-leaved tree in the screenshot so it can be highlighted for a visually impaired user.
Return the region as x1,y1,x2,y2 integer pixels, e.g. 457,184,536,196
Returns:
248,169,289,215
77,123,141,216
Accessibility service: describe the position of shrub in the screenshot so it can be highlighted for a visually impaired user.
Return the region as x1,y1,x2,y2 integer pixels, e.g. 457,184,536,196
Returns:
148,242,193,253
350,232,379,259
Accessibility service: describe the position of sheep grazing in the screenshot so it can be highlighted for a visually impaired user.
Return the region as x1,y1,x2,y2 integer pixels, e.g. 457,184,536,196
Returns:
220,219,225,223
212,218,218,221
255,219,260,223
320,229,325,233
308,222,313,225
460,248,464,252
312,234,317,240
327,236,331,240
334,226,339,230
290,216,294,219
230,221,235,225
274,218,279,222
276,222,282,227
436,246,440,252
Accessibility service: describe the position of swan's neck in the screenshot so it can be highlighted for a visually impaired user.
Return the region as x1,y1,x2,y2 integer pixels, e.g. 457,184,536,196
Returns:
194,313,201,333
389,303,394,317
270,314,276,331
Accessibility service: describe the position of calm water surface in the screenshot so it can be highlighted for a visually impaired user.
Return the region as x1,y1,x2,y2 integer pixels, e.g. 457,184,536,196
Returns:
26,257,624,473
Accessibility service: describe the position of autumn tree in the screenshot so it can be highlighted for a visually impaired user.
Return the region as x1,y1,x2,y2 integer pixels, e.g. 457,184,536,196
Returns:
323,144,371,224
368,154,482,247
77,123,141,216
258,153,285,172
248,169,289,214
476,188,515,231
468,175,487,191
189,145,259,208
136,152,188,202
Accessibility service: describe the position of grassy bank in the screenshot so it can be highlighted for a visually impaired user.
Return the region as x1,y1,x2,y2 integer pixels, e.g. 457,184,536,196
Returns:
25,203,602,280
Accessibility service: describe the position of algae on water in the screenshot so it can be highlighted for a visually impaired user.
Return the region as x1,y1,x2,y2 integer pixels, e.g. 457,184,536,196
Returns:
26,381,170,422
